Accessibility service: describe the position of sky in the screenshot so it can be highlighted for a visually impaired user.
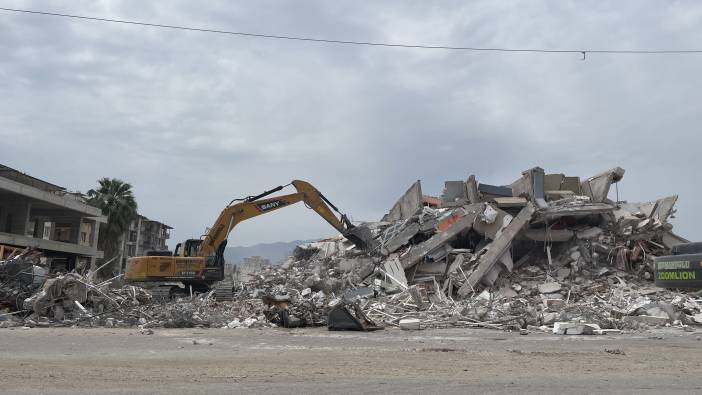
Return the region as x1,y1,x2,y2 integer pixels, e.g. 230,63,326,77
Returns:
1,1,701,247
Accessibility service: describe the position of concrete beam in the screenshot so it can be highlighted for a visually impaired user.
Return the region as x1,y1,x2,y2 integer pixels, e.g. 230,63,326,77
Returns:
580,167,625,203
459,202,535,295
0,176,103,217
0,231,103,258
465,175,480,204
400,204,484,269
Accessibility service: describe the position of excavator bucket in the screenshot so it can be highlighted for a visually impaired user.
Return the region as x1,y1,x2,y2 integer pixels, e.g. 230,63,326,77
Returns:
344,225,377,251
327,303,382,331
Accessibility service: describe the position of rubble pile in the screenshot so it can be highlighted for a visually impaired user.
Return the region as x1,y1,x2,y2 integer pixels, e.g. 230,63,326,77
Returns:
1,265,156,328
3,165,702,334
0,248,45,312
233,166,702,332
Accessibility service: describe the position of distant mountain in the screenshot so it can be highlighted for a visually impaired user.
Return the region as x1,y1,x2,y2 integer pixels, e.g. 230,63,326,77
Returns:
224,240,314,265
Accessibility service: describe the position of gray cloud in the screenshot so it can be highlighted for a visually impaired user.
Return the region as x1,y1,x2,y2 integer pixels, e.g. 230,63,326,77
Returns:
1,0,701,246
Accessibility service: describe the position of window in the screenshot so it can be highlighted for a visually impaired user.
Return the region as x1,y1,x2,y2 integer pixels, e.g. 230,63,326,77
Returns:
80,232,87,243
54,224,72,242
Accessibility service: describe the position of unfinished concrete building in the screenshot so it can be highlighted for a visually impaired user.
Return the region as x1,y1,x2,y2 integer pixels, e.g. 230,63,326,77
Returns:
119,215,172,271
0,164,105,272
235,256,271,282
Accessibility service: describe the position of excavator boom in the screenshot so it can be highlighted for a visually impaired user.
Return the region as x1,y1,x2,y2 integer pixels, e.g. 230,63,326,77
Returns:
125,179,373,297
199,180,370,257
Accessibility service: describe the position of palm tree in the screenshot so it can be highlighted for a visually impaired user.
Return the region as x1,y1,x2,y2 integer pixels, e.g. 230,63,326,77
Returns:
87,178,138,277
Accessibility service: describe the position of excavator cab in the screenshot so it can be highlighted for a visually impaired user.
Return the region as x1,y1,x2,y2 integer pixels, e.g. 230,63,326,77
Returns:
173,239,203,257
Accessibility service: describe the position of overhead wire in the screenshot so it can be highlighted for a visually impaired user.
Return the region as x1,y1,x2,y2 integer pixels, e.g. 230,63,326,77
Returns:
2,6,702,56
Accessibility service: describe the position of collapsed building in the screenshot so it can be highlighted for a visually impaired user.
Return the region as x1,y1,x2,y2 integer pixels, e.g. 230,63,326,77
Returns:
2,166,702,334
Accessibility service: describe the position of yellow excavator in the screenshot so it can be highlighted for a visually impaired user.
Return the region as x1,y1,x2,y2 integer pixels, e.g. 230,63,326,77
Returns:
125,180,373,298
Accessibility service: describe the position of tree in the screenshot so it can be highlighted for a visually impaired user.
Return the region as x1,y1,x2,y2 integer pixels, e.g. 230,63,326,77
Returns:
87,178,138,277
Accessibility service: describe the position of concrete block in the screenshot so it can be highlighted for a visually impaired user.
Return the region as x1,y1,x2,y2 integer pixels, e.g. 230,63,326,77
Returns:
399,318,421,330
553,322,602,335
492,197,527,207
538,282,562,294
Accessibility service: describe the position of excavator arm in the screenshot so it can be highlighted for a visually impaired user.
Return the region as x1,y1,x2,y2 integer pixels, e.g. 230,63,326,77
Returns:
198,180,372,257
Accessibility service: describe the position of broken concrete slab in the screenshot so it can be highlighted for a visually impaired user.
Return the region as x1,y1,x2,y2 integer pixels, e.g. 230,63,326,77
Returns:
441,180,469,207
650,195,678,223
580,167,625,203
380,222,421,255
492,196,528,208
553,322,602,335
561,176,582,194
399,318,421,330
478,183,513,198
544,173,565,191
521,228,574,242
400,204,484,269
459,203,536,295
382,180,423,222
538,282,562,294
622,315,669,326
535,202,615,221
576,227,604,240
474,205,513,240
381,255,408,289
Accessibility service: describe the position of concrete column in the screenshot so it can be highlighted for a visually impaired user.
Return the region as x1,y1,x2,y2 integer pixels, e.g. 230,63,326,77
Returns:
21,201,32,236
91,219,100,248
118,234,126,274
70,216,82,244
134,217,142,256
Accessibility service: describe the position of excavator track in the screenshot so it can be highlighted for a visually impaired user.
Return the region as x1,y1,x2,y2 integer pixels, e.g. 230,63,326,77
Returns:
150,284,193,299
150,285,178,299
214,281,235,301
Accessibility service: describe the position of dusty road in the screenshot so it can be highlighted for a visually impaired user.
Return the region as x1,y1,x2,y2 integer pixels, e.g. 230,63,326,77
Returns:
1,327,701,394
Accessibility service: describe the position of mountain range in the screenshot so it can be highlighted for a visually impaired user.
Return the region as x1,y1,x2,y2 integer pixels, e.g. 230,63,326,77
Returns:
224,240,314,266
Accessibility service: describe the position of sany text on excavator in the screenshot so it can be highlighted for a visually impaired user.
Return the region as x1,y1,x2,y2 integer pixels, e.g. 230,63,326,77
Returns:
124,180,373,298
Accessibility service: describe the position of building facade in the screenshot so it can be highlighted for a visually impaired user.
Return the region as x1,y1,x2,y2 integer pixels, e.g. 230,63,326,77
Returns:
119,214,172,271
0,164,105,272
234,256,270,282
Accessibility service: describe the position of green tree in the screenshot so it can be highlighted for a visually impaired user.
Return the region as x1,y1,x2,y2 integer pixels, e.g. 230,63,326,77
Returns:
87,178,138,277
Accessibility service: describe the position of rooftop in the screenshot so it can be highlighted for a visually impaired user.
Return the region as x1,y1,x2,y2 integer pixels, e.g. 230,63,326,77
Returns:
0,164,64,193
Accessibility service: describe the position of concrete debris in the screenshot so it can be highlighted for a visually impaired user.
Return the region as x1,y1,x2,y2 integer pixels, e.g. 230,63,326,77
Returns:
3,165,702,337
399,318,421,330
553,322,603,335
538,282,562,294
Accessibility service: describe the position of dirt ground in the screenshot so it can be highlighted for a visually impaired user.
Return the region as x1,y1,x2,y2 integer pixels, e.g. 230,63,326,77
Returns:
1,326,702,394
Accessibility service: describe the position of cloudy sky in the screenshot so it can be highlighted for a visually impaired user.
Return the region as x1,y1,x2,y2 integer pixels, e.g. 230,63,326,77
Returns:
1,1,701,247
